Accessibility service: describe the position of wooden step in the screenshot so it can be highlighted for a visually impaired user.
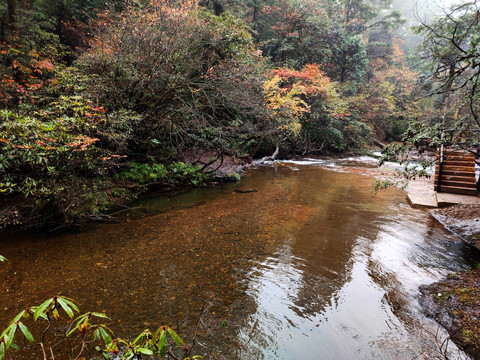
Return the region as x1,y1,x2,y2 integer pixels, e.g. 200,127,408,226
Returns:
436,160,475,166
434,179,477,188
434,149,478,195
443,156,475,162
436,165,476,174
438,160,475,166
441,152,475,157
437,185,478,196
442,152,475,158
436,172,476,179
434,175,477,184
441,150,475,156
442,162,474,167
439,165,476,172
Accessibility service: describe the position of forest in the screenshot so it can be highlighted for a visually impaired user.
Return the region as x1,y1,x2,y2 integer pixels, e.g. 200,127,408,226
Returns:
1,1,480,359
0,0,479,226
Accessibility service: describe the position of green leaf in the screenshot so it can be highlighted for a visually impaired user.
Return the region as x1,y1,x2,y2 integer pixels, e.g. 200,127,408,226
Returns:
133,332,144,344
10,310,26,326
167,328,184,347
98,327,112,344
0,255,6,262
0,342,5,360
57,297,73,318
18,322,34,343
60,297,79,314
138,348,153,355
36,312,48,321
1,311,24,339
34,298,53,321
91,312,109,319
158,330,166,357
72,313,88,323
67,315,87,337
5,323,17,351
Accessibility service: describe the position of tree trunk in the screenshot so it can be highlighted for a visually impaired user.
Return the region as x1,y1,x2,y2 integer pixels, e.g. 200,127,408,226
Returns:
0,14,6,42
373,138,385,149
7,0,16,34
253,0,258,22
213,1,223,16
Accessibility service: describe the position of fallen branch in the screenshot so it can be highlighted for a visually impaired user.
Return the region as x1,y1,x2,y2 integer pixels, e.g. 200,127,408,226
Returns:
255,139,283,164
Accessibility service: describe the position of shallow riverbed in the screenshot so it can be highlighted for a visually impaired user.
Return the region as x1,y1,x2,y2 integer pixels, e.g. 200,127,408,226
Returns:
1,161,479,359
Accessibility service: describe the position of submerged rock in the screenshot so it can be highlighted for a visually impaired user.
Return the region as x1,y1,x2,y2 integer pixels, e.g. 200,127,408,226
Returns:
234,189,258,193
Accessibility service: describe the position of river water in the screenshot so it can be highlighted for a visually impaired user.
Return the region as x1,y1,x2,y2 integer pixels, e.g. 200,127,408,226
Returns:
1,159,479,359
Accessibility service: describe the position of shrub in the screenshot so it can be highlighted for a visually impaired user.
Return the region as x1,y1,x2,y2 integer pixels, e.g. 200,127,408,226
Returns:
79,1,269,159
119,162,211,188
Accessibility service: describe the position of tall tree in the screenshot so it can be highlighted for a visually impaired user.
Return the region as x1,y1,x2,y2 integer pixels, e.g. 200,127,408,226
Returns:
415,1,480,128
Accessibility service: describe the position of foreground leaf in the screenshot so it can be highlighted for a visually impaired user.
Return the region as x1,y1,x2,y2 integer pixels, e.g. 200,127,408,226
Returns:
91,312,109,319
34,299,53,321
57,297,74,318
138,347,153,355
158,330,166,357
18,322,34,343
167,328,184,347
5,324,17,351
98,326,112,344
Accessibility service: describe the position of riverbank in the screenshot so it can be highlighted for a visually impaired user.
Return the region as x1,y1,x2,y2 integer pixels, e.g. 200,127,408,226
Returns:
418,196,480,359
420,268,480,360
0,151,370,231
432,204,480,250
0,152,250,231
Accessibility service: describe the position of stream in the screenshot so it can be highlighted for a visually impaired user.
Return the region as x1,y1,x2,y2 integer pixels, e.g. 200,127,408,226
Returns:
1,158,480,359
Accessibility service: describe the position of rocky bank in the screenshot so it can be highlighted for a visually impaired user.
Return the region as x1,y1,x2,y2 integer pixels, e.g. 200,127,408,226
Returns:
421,204,480,360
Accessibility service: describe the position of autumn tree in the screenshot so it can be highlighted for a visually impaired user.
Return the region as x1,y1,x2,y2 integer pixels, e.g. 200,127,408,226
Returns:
354,42,419,141
264,64,332,137
0,0,106,106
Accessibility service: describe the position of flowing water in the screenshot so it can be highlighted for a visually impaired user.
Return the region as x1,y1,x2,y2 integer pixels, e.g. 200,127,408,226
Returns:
1,160,479,359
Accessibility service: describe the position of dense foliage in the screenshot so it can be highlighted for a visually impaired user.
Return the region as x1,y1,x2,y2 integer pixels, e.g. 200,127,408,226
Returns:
80,3,269,157
0,0,435,228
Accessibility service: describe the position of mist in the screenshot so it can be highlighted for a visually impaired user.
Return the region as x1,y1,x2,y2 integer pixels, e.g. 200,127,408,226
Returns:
393,0,468,23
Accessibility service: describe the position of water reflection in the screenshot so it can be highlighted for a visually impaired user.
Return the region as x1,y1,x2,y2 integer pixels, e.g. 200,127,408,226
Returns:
1,164,479,360
234,166,478,359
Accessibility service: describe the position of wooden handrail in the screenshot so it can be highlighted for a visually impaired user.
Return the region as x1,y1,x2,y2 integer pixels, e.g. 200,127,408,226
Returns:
437,134,444,192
